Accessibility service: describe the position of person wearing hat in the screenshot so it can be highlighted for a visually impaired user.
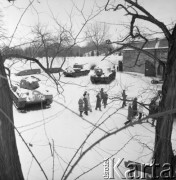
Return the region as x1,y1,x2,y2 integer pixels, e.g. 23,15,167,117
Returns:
132,97,138,117
122,90,127,108
78,96,84,117
95,92,102,111
127,103,133,121
103,92,108,108
125,103,133,125
83,94,89,115
100,88,105,103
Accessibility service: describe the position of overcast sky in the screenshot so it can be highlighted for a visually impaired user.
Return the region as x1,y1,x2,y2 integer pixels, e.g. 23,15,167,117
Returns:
1,0,176,47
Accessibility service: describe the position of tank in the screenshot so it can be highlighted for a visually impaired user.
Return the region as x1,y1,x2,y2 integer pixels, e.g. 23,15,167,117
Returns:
90,67,116,84
16,69,41,76
11,76,53,109
151,79,163,84
63,63,90,77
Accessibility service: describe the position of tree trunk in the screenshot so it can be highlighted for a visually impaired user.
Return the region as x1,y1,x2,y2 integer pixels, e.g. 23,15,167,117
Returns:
153,24,176,179
0,54,24,180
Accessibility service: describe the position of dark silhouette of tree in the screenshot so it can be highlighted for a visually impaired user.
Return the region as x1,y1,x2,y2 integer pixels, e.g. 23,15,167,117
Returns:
0,53,24,180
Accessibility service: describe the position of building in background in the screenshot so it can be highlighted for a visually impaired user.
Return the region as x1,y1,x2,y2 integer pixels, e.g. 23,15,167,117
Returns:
122,38,168,77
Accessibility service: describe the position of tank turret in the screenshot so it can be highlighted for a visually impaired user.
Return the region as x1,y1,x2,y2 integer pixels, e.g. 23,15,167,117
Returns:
90,67,116,84
94,68,103,77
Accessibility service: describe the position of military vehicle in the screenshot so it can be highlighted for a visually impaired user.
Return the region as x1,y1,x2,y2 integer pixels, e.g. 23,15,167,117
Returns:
151,79,163,84
90,67,116,84
63,63,90,77
11,76,53,109
16,69,41,76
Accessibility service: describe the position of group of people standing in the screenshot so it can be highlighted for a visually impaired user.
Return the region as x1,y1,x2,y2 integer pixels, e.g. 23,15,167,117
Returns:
78,88,160,127
78,92,92,117
121,90,144,124
124,89,161,126
95,88,108,111
78,88,108,117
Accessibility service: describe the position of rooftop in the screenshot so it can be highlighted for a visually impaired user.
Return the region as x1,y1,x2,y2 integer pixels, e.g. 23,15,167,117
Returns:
123,38,168,51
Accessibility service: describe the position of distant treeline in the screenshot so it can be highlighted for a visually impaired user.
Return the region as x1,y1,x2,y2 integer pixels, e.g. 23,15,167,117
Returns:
3,42,116,58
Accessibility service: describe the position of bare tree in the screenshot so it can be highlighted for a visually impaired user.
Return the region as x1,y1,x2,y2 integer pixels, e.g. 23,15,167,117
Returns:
104,0,176,179
85,22,109,56
0,53,24,180
0,2,25,178
31,23,72,69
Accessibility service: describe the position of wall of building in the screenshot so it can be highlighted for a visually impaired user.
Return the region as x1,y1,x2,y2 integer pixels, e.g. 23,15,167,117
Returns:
123,48,168,76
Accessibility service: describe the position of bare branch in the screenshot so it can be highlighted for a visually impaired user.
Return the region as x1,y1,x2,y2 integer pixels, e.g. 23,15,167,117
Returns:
105,0,171,40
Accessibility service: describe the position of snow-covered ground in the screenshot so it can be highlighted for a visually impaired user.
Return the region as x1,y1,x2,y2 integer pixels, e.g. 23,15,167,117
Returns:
6,55,165,180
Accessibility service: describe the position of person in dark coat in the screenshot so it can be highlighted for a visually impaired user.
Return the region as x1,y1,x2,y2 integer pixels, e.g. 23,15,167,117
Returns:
138,104,143,120
95,92,101,111
103,92,108,108
100,88,105,103
83,94,89,115
127,103,133,121
149,99,158,126
149,99,155,115
125,103,133,125
83,91,87,97
78,97,84,117
122,90,127,108
132,97,138,117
